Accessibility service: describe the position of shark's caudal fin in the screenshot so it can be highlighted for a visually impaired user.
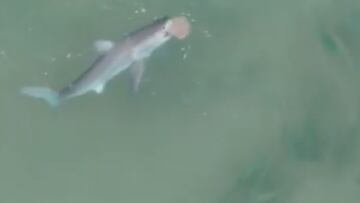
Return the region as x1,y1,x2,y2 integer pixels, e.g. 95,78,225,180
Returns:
20,86,60,107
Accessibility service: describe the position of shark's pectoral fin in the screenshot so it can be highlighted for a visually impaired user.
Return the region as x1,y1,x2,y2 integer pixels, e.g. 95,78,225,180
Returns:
129,60,146,93
93,83,105,94
94,40,114,53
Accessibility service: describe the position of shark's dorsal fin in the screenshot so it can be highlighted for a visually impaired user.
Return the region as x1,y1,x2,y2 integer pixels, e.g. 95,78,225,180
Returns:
94,40,114,53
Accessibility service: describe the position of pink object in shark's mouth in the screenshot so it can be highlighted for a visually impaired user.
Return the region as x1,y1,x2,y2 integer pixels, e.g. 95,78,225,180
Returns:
168,16,191,40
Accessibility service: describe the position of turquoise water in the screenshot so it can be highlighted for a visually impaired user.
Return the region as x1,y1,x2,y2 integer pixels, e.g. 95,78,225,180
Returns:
1,0,360,202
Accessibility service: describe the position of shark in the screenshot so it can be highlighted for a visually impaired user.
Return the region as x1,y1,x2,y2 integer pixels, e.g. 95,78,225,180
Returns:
21,16,190,106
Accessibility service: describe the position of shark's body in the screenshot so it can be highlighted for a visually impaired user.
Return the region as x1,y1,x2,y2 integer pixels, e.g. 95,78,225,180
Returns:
21,17,174,106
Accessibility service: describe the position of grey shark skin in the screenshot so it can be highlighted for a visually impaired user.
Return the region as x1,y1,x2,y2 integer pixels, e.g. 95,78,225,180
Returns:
21,17,174,106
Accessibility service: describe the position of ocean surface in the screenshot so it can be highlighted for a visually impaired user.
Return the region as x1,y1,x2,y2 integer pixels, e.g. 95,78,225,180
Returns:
0,0,359,202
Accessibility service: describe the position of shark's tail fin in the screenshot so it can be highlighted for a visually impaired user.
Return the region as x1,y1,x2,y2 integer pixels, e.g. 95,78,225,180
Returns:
20,86,60,107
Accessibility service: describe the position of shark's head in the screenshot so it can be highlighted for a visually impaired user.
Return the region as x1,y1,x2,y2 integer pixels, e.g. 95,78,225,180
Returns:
129,17,173,59
143,16,191,41
130,17,172,45
130,16,191,60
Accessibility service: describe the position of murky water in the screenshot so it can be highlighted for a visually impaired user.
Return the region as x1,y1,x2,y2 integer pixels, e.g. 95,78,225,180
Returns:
0,0,360,202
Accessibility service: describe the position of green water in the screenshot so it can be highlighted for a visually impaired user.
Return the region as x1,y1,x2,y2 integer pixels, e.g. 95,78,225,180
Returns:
1,0,360,202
